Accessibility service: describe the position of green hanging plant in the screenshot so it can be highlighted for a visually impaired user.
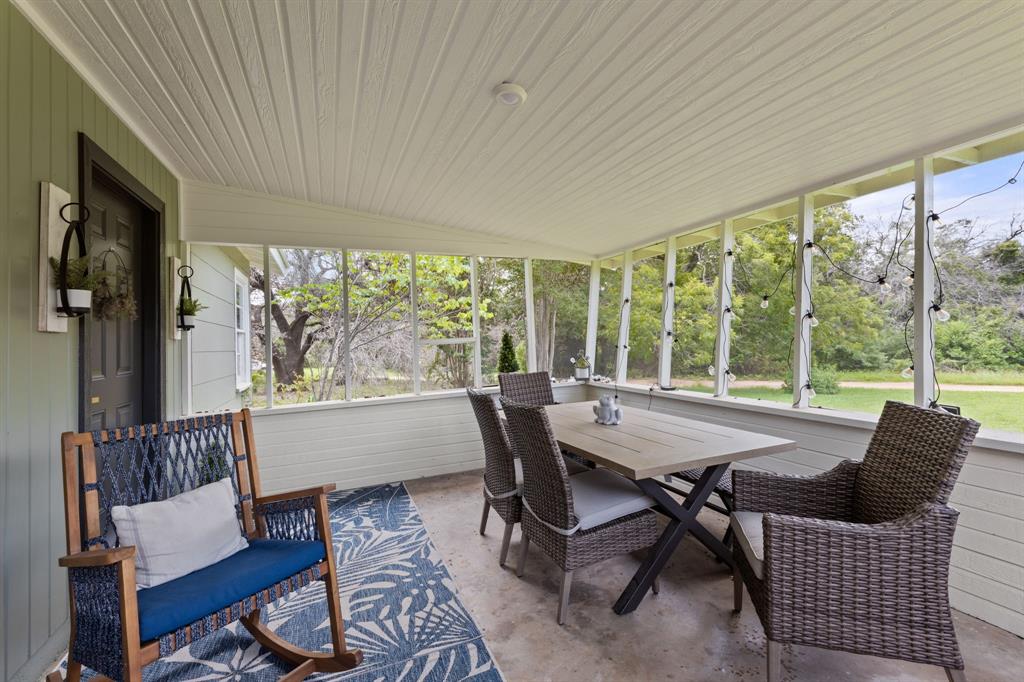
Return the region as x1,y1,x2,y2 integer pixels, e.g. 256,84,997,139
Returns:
48,255,105,291
177,297,207,316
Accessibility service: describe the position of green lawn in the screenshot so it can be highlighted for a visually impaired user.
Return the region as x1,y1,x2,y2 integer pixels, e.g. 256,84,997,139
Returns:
726,387,1024,433
837,369,1024,386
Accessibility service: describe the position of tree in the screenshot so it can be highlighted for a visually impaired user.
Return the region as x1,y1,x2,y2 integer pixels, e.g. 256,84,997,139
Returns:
497,332,519,373
532,260,590,373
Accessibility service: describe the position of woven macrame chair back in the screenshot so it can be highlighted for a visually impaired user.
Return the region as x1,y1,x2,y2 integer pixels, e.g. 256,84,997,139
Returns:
85,413,243,550
466,389,517,499
854,401,980,524
499,371,556,406
500,398,575,531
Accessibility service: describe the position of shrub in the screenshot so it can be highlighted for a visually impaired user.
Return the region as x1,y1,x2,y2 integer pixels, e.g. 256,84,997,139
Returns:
498,331,519,373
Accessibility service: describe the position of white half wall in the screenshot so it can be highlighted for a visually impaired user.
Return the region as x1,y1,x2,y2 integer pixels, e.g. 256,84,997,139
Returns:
250,381,1022,637
251,383,588,494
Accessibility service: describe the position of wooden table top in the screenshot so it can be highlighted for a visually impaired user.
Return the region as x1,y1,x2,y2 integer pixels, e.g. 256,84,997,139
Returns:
544,402,795,480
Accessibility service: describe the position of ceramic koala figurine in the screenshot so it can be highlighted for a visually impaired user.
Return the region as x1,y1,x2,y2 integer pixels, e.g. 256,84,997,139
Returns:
593,394,623,425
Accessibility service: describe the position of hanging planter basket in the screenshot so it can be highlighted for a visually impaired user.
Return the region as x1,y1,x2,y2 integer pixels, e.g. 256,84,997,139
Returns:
176,265,205,331
92,248,139,321
52,203,93,317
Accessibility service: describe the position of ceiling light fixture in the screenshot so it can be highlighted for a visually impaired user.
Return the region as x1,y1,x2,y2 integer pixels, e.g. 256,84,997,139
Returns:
493,81,527,107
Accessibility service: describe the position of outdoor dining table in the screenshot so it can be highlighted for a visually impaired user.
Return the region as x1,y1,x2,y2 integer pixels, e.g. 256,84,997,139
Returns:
543,401,796,615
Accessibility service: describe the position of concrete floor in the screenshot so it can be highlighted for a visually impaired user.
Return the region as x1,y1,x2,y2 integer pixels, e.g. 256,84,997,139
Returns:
406,471,1023,682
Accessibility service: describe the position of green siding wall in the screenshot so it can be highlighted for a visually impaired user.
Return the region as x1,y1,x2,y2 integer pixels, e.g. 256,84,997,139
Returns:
0,2,182,679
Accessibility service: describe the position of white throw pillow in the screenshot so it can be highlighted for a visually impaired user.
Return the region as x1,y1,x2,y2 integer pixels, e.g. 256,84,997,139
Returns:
111,477,249,588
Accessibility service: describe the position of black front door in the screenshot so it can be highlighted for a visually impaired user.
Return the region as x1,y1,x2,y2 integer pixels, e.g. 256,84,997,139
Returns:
84,175,145,430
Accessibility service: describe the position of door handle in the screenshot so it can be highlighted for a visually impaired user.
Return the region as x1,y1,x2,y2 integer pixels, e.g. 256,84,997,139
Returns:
90,396,101,405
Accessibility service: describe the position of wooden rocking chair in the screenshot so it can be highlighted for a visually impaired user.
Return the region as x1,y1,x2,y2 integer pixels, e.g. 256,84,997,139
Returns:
48,409,362,681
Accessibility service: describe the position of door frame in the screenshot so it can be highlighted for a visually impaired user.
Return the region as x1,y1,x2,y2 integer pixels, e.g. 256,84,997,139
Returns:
77,132,165,430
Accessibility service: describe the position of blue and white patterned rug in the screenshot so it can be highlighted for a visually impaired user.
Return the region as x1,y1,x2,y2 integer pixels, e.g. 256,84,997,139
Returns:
61,483,504,681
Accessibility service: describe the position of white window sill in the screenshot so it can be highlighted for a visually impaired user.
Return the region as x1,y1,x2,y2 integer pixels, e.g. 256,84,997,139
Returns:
248,381,588,417
595,381,1023,455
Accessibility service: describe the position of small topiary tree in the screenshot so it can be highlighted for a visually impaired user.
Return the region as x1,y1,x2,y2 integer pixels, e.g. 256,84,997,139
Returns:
497,331,520,373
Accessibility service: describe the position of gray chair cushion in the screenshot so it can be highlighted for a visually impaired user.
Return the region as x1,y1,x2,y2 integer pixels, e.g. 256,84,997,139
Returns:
730,511,764,579
569,469,654,531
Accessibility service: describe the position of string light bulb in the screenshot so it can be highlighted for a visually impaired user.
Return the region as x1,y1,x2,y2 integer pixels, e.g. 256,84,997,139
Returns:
727,370,737,382
806,312,820,327
901,365,914,379
805,241,819,254
877,276,891,294
788,305,796,316
928,211,943,226
707,364,716,376
932,304,950,322
902,272,914,286
805,383,816,399
760,295,770,309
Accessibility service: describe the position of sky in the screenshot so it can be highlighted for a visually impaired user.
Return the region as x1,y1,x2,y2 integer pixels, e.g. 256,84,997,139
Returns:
848,152,1024,241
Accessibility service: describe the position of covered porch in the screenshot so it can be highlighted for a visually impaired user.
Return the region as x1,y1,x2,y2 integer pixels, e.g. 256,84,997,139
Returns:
1,1,1022,681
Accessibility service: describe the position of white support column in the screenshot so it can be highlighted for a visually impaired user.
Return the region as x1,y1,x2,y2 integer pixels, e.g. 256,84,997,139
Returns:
184,243,193,415
410,252,421,394
342,249,352,401
263,244,273,409
470,255,482,388
713,222,735,397
914,157,937,407
614,250,634,386
792,195,815,407
524,258,538,372
658,237,677,389
584,260,600,375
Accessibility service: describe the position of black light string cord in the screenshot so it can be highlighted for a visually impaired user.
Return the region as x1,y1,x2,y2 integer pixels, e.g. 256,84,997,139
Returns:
936,155,1023,217
922,154,1023,408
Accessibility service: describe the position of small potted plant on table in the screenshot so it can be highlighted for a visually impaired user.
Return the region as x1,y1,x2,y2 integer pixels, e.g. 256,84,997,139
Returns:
570,351,591,382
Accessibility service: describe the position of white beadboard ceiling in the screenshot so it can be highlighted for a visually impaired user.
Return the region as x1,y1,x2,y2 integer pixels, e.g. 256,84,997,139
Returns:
17,0,1024,257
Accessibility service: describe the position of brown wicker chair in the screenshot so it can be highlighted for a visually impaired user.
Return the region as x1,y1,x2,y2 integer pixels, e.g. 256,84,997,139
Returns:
730,401,980,681
501,398,661,624
467,388,522,566
498,370,557,405
499,371,590,474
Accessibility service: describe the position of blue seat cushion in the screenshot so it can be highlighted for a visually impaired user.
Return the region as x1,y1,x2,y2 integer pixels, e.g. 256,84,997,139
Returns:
137,538,326,642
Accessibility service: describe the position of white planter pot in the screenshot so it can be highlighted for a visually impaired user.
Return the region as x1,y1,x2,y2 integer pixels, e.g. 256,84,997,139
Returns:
574,367,590,381
57,289,92,316
179,314,196,329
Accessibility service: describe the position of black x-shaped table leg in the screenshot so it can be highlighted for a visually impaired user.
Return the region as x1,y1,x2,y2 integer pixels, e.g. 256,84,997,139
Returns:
613,463,732,615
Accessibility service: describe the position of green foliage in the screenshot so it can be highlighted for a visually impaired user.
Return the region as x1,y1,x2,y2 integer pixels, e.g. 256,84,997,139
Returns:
783,364,839,394
571,350,590,369
49,255,105,291
811,365,840,394
497,331,519,373
93,275,139,320
177,297,206,315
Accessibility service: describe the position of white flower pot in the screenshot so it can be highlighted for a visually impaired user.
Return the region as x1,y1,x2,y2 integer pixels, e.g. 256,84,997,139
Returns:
574,367,590,381
57,289,92,316
179,314,196,329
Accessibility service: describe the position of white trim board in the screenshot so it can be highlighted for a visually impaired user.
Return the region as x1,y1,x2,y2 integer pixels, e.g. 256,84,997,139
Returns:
181,180,592,261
